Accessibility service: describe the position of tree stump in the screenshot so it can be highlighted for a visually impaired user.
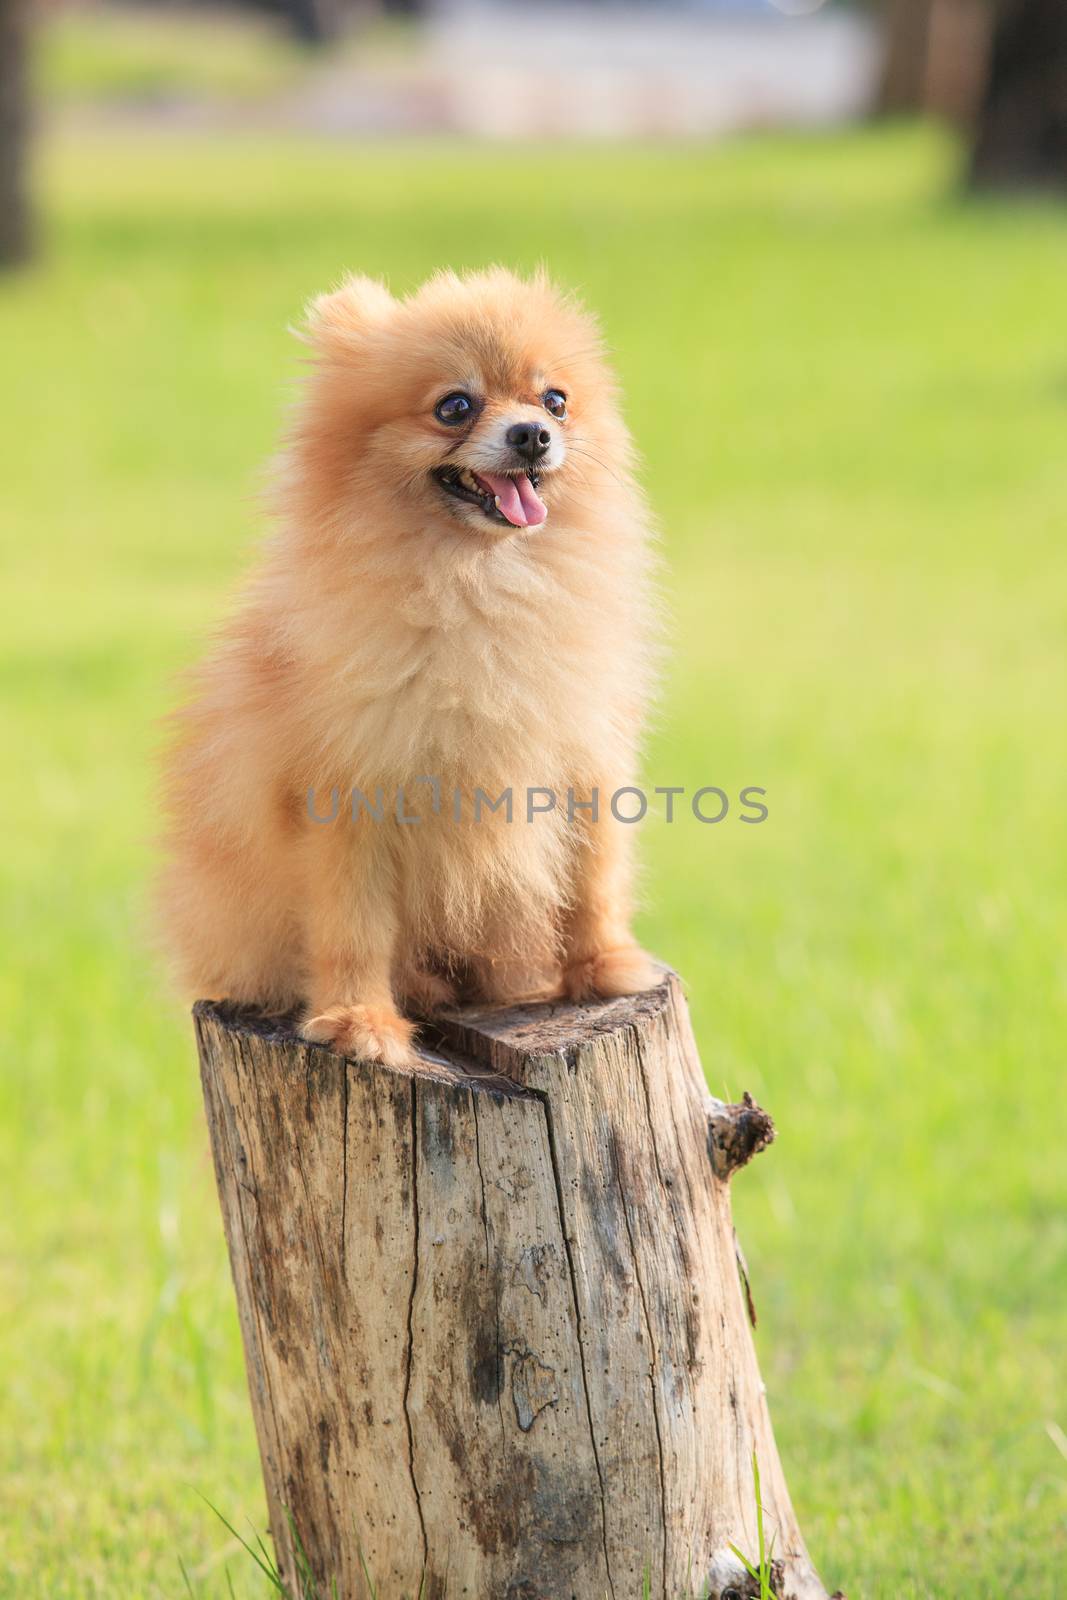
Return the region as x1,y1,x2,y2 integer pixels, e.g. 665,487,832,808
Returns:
196,973,832,1600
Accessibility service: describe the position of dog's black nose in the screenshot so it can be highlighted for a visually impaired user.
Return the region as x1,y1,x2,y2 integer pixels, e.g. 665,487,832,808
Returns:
506,422,552,462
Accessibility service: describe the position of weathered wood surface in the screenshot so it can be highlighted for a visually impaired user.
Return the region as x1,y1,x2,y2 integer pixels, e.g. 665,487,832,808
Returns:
196,973,831,1600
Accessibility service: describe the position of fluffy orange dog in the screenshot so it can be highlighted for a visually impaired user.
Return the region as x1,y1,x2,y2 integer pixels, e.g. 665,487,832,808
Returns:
158,268,657,1067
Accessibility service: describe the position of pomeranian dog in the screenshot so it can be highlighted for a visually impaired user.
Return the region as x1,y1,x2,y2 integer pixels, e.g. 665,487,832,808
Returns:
158,268,657,1067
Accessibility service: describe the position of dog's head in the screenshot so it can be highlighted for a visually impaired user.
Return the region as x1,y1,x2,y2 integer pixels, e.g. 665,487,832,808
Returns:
295,268,627,538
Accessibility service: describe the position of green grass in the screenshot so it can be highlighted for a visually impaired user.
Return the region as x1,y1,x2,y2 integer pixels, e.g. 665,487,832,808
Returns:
35,6,306,105
35,4,415,109
730,1454,776,1600
2,120,1066,1598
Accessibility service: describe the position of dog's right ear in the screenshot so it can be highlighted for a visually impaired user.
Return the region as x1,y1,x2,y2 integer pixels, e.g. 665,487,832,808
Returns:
299,276,395,352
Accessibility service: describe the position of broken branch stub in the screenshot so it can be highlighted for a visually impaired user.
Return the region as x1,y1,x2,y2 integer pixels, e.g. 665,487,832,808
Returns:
707,1090,776,1180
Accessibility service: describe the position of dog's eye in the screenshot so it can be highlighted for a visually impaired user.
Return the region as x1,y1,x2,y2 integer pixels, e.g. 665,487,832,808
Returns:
543,389,567,419
435,392,475,425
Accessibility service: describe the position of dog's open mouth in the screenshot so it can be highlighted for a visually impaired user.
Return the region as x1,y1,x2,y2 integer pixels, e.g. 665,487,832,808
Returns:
433,466,548,529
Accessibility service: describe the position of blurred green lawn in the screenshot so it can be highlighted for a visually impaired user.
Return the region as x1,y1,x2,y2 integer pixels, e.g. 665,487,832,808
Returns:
2,121,1066,1598
35,6,301,104
34,5,413,108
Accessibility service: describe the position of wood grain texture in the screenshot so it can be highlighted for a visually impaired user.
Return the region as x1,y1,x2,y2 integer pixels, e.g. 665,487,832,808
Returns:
196,974,831,1600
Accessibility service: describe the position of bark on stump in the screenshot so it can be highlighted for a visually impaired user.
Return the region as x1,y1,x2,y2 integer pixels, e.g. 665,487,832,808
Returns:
196,973,831,1600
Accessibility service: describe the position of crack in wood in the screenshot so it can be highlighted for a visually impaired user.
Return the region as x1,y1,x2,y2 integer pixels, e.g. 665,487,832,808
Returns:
611,1115,669,1600
339,1063,349,1287
508,1349,560,1432
472,1091,509,1454
511,1244,551,1304
404,1080,429,1575
537,1083,617,1600
630,1027,674,1600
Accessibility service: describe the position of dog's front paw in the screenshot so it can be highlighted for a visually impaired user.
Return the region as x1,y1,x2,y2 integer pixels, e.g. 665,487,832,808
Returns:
562,945,659,1002
302,1003,417,1069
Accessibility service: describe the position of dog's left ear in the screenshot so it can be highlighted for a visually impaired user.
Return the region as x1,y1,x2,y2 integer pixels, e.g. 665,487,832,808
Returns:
301,276,395,352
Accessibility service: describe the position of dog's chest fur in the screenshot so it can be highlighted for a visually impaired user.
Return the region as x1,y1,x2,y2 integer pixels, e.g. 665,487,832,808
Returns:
306,531,624,789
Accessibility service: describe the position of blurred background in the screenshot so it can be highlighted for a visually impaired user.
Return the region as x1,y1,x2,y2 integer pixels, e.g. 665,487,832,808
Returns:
1,2,1066,1597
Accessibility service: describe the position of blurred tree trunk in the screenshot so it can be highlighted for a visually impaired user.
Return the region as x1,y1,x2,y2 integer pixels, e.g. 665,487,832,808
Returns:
0,0,30,266
923,0,992,125
287,0,344,45
286,0,398,44
880,0,991,123
970,0,1067,189
879,0,935,113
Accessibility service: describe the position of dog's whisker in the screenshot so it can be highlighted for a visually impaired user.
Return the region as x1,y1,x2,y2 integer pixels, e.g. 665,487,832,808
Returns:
565,443,630,490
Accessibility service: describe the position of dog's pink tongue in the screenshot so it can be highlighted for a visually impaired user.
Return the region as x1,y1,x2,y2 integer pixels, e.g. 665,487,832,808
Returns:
479,471,548,528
